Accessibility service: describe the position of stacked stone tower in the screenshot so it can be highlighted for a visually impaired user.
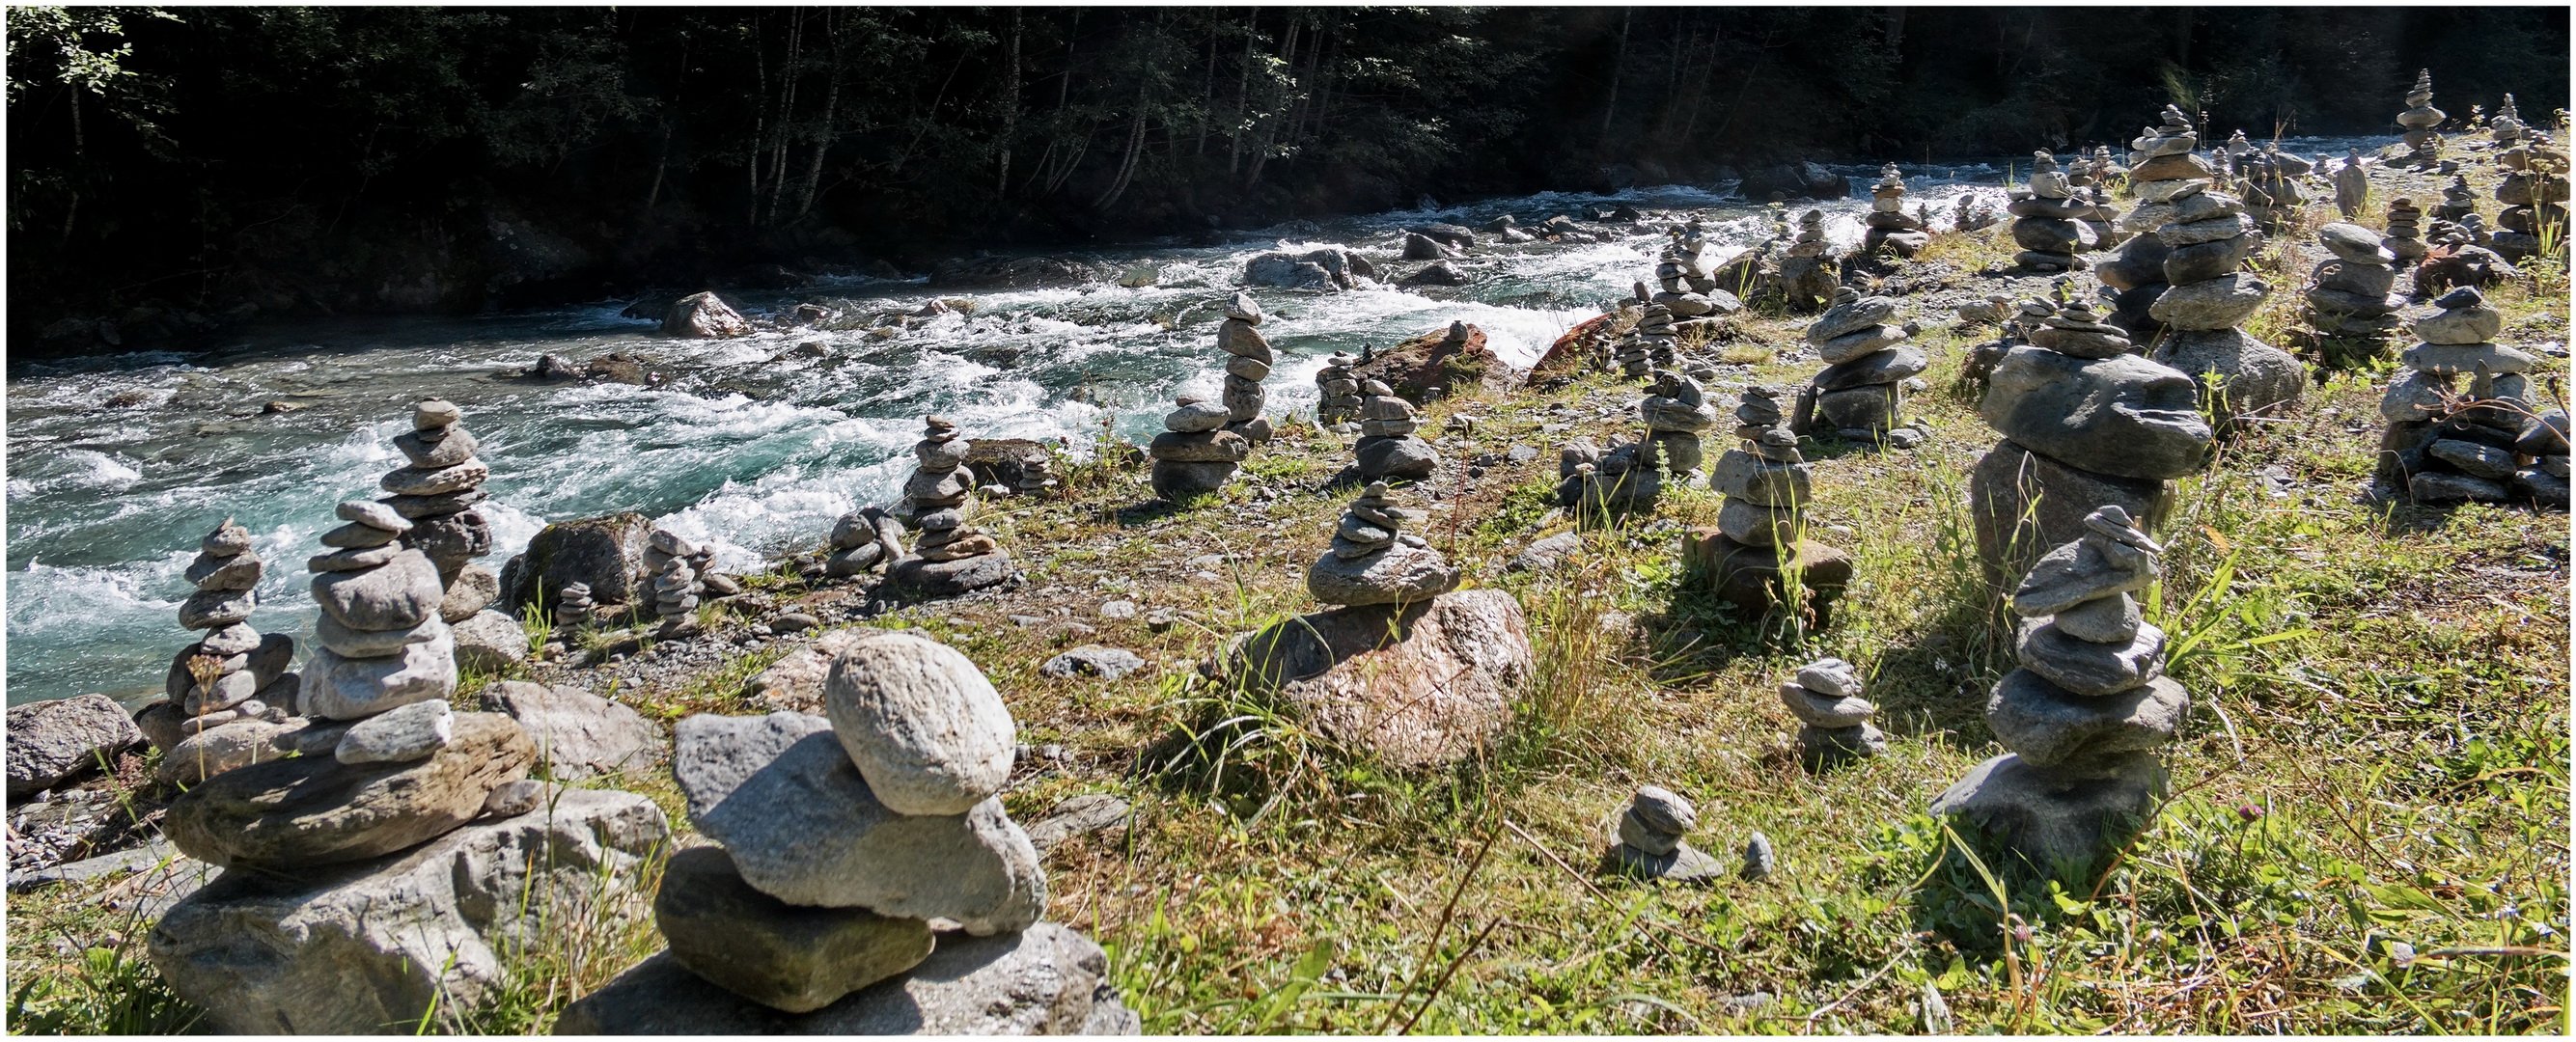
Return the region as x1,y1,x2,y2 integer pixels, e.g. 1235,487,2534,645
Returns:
2397,69,2446,167
1794,287,1927,448
888,416,1013,594
153,519,299,783
2008,151,2090,271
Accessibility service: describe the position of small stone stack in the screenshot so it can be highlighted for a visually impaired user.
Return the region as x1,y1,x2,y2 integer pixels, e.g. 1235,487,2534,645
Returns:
1865,163,1931,257
2235,147,2308,233
1779,209,1837,309
2009,151,2091,271
2147,179,2305,429
1780,657,1886,766
1933,506,2191,868
1353,379,1440,483
1617,304,1678,378
2492,134,2571,261
560,631,1133,1031
2384,196,2429,263
1217,291,1276,444
302,500,457,724
381,400,496,624
2397,69,2446,167
2490,94,2526,148
824,506,906,578
2377,287,2543,504
2516,408,2571,509
1306,481,1460,607
1691,387,1851,625
2223,129,2254,162
2101,106,2211,340
1970,289,2213,585
1604,785,1721,883
2091,145,2127,183
645,529,705,631
2333,148,2370,219
1639,368,1719,477
2306,223,2408,365
155,519,299,783
2432,174,2478,222
1149,397,1248,501
1795,287,1927,448
1316,351,1364,430
553,582,597,628
1652,244,1725,317
1556,436,1661,524
888,416,1013,595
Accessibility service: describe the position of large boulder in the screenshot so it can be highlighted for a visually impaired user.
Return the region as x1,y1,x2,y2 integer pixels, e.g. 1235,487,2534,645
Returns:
1968,440,2175,589
1243,247,1368,290
1209,590,1531,768
160,713,536,871
497,511,652,620
2151,328,2307,431
557,923,1139,1034
482,680,667,781
1979,347,2212,480
929,255,1104,289
1349,323,1519,401
662,291,753,339
147,789,669,1034
6,694,143,798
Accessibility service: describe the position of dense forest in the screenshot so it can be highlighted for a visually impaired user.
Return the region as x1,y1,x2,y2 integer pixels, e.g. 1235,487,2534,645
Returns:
6,6,2568,341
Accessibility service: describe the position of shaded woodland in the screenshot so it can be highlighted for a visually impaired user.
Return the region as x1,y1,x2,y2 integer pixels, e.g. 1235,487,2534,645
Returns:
6,6,2567,336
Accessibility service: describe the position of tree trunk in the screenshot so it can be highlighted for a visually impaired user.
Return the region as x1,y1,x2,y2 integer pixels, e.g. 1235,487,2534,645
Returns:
1244,16,1299,190
1228,11,1259,175
1599,8,1631,149
1096,83,1150,210
998,10,1021,196
794,14,844,220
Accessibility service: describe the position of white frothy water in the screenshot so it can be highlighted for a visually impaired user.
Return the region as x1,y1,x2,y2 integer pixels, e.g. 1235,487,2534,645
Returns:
8,143,2397,704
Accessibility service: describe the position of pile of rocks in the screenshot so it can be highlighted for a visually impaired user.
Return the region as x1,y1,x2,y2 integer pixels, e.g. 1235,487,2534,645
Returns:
1689,386,1852,625
2384,196,2429,263
2432,174,2478,222
2376,288,2559,506
2489,94,2526,148
1778,209,1838,310
1604,785,1721,883
2397,69,2446,167
1316,351,1364,430
2147,177,2305,430
303,502,457,725
2492,133,2570,261
382,399,518,668
2009,151,2092,271
2306,222,2408,364
1149,396,1249,501
1651,240,1732,317
152,519,298,783
645,529,708,633
1970,286,2213,585
553,580,598,627
888,416,1013,595
1216,291,1277,443
1616,304,1679,378
1556,435,1662,524
1353,379,1440,483
1640,368,1719,477
560,632,1135,1032
2334,148,2371,219
1307,481,1460,608
1865,163,1932,257
1793,287,1927,448
1780,657,1886,767
2098,106,2211,339
2234,146,2310,233
824,506,906,578
1933,506,2191,867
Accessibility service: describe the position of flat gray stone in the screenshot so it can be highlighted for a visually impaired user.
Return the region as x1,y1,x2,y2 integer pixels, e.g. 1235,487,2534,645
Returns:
1040,645,1149,681
1980,348,2213,480
653,845,935,1014
334,699,455,764
2016,620,2169,697
310,548,444,632
6,694,143,798
1985,671,2190,770
484,680,667,781
1932,752,2164,868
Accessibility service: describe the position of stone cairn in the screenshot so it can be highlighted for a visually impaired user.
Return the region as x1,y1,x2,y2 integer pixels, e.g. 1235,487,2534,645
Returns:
1617,303,1678,378
1794,287,1928,449
1217,290,1277,444
1316,351,1364,431
2008,151,2091,272
1605,785,1721,883
560,631,1134,1031
1307,480,1461,607
300,503,458,725
1969,286,2213,586
2147,157,2306,431
1692,386,1851,625
1149,395,1249,501
2397,69,2445,168
2223,129,2255,163
154,519,299,784
1865,163,1932,257
1640,368,1719,477
2333,148,2370,219
1933,505,2190,867
1780,657,1886,767
2098,106,2207,340
382,399,497,627
645,529,707,633
825,505,906,578
2377,287,2555,506
2432,174,2478,222
2490,94,2526,148
1778,208,1837,309
2234,146,2308,233
1350,379,1440,483
2492,133,2571,261
1652,236,1727,317
1556,434,1661,524
888,416,1013,594
2384,195,2429,263
553,581,598,628
2306,222,2408,366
